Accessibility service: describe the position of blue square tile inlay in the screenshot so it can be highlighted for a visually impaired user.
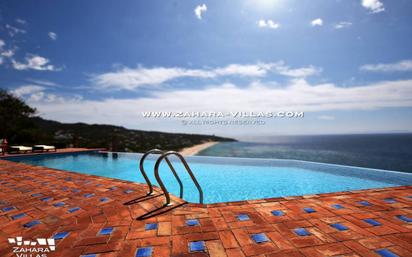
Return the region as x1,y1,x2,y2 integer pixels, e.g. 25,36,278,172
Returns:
303,207,316,213
364,218,381,226
294,228,311,236
100,197,110,202
396,215,412,223
2,206,16,212
124,189,134,194
136,247,153,257
384,198,396,204
330,223,348,231
53,202,65,207
358,201,372,206
186,219,200,226
145,223,158,231
23,220,41,228
81,255,97,257
84,193,95,198
53,231,70,240
31,193,43,197
271,210,284,216
189,241,205,252
68,207,80,213
376,249,399,257
41,197,53,202
251,233,269,243
11,213,26,220
332,204,344,210
237,214,250,221
99,227,114,235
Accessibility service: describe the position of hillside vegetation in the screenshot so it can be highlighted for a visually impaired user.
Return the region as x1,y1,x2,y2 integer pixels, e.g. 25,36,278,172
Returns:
32,117,235,152
0,89,235,152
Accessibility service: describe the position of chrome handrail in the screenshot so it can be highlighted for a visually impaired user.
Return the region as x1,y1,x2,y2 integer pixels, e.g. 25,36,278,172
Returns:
154,151,204,205
139,149,183,198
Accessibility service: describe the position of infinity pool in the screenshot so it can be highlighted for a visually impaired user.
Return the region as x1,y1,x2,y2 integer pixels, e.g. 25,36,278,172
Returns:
6,151,412,203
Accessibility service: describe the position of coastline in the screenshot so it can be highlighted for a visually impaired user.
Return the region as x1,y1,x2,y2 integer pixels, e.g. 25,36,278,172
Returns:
179,141,219,156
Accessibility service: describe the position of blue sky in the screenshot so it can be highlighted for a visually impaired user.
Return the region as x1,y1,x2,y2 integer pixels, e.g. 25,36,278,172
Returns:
1,0,412,138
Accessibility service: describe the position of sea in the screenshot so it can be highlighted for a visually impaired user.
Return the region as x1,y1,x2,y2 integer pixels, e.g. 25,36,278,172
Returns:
197,133,412,173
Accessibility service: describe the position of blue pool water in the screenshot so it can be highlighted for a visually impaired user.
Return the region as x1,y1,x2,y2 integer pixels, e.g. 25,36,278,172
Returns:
6,151,412,203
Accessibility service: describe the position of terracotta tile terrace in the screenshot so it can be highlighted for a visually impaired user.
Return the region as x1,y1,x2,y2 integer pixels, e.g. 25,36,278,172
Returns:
0,150,411,257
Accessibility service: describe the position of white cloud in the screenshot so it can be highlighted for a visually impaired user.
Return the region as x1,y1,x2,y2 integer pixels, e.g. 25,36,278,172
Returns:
317,115,335,120
12,55,58,71
48,32,57,40
361,0,384,13
0,39,15,63
11,85,45,97
26,79,61,87
212,64,268,77
258,20,266,27
11,85,80,103
26,79,412,131
92,62,321,90
15,18,27,25
94,66,213,90
5,24,26,37
360,60,412,72
0,39,5,65
1,49,14,58
194,4,207,20
334,22,352,29
271,61,321,77
258,19,280,29
311,18,323,27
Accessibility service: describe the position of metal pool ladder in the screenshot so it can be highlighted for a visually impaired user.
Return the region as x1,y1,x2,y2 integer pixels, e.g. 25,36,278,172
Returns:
139,149,204,205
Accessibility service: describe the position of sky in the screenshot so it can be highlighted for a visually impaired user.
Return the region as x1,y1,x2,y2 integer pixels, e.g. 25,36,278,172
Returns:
1,0,412,138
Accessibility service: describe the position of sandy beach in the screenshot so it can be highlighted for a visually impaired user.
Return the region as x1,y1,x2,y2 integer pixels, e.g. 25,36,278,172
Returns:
179,141,219,156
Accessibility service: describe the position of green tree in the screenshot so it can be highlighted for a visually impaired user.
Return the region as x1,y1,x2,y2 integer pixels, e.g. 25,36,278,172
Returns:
0,88,37,143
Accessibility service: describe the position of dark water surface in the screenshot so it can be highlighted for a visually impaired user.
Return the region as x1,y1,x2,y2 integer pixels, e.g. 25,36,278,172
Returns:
198,134,412,173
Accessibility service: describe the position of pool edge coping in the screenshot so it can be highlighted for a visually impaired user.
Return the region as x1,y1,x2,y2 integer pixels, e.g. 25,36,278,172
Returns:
1,158,411,208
